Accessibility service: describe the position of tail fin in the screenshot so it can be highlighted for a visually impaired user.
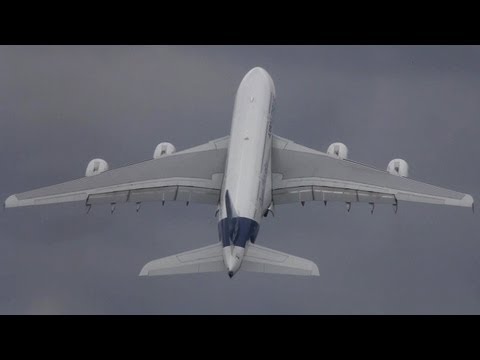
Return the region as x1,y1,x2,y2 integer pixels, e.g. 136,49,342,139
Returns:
139,243,224,276
242,244,319,276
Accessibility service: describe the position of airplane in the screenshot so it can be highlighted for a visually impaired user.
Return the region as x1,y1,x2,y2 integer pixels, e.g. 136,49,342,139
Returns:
4,67,474,278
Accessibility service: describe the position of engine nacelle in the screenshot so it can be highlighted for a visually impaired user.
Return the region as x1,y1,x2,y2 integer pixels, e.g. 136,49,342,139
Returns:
327,142,348,159
387,159,409,177
85,158,109,177
153,142,176,159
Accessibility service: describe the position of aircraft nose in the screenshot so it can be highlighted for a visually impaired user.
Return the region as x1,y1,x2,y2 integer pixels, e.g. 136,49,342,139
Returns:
244,67,270,82
240,67,276,96
248,66,268,76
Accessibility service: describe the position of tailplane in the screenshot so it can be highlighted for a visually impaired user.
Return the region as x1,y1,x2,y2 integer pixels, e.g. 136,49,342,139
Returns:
139,243,319,277
139,243,224,276
242,244,319,276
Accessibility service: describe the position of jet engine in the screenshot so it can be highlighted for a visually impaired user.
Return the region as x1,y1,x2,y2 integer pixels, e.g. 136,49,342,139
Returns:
153,142,176,159
387,159,409,177
85,158,109,177
327,142,348,159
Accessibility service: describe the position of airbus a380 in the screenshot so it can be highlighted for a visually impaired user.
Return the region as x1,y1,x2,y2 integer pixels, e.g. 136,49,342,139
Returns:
5,67,474,278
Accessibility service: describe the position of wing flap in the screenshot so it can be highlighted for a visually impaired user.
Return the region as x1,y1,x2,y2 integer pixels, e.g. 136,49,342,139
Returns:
127,186,178,203
84,186,220,206
273,185,397,205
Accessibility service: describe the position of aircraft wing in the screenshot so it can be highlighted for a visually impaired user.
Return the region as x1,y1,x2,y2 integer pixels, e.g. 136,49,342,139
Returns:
271,135,474,210
5,136,229,209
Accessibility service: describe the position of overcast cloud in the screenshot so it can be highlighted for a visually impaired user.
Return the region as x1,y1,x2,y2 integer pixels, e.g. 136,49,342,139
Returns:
0,45,479,314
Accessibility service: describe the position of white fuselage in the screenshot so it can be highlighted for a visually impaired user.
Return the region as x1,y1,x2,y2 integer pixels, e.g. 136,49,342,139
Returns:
218,67,276,277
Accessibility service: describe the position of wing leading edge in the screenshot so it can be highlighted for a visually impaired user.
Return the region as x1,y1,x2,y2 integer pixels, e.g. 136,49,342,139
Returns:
5,136,229,209
271,135,474,210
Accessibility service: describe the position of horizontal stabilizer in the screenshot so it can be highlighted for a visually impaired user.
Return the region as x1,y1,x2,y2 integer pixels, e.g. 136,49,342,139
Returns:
242,244,319,276
139,243,225,276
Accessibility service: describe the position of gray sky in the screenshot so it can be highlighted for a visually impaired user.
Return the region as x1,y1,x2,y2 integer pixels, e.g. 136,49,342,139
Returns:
0,45,479,314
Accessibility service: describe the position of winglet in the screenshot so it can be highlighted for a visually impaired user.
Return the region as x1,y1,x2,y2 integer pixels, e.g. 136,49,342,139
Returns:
139,265,149,276
4,195,19,208
444,194,474,208
462,194,474,208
